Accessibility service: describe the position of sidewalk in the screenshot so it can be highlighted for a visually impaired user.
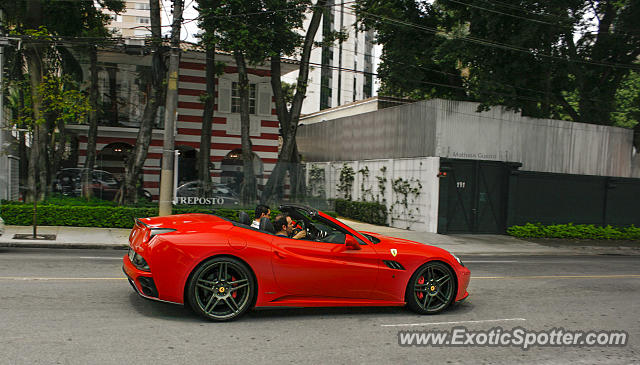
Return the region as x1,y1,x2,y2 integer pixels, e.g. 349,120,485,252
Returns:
1,220,638,255
0,225,130,249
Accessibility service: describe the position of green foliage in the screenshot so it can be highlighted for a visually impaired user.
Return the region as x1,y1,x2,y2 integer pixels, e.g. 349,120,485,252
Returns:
356,0,640,127
334,199,388,226
308,164,326,198
358,166,374,201
0,203,288,228
376,166,387,204
390,177,422,223
507,223,640,240
337,163,355,200
612,71,640,129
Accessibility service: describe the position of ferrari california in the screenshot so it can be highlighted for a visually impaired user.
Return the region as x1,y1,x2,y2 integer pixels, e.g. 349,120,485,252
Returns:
123,204,470,321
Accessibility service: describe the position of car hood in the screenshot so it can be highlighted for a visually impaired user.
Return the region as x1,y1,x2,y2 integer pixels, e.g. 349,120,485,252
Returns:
359,231,456,258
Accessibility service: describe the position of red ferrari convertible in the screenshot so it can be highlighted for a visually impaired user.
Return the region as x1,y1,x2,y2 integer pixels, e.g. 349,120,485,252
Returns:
123,204,470,321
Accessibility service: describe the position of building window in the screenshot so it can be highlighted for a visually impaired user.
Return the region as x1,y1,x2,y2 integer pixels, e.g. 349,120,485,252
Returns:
135,2,151,10
231,82,256,114
137,17,150,24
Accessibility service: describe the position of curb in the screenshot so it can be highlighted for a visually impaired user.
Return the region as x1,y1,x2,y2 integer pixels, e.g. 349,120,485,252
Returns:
0,241,128,250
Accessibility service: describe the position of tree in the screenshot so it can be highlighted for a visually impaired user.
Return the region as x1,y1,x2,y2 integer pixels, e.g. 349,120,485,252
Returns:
195,0,221,196
2,0,124,201
260,0,329,204
120,0,166,204
355,0,640,126
203,0,276,204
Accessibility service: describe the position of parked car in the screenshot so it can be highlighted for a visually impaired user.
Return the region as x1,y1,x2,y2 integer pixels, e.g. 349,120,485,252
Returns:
175,181,240,206
0,216,4,236
123,204,470,321
53,168,152,202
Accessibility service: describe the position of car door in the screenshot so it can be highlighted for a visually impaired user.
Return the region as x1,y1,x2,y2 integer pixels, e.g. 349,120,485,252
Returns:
270,234,379,299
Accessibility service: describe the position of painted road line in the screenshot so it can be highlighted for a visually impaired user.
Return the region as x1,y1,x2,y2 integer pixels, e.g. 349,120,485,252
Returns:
0,277,126,281
474,274,640,279
79,256,123,260
382,318,527,328
464,260,518,263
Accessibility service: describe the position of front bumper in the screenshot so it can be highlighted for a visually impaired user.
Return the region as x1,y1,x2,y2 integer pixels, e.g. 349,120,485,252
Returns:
456,266,471,302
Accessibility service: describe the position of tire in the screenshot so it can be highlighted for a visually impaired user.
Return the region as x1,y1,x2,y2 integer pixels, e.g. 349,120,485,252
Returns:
187,257,255,321
405,261,456,315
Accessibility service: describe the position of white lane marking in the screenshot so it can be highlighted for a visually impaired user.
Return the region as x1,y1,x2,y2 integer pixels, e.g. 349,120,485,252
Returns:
79,256,123,260
464,260,518,263
381,318,527,327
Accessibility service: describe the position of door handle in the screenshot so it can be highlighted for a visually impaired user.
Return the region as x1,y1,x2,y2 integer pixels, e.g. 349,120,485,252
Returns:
274,250,287,259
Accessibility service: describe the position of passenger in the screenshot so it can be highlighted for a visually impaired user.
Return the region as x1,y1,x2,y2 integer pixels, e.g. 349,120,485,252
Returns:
251,204,270,229
273,216,290,237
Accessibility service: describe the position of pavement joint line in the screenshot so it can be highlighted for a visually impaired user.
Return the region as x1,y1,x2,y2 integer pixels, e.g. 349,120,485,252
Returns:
473,274,640,279
0,277,126,281
381,318,527,327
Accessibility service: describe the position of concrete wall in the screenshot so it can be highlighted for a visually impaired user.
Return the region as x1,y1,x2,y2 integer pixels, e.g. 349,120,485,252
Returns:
298,98,636,178
298,101,438,162
308,157,440,232
433,99,633,178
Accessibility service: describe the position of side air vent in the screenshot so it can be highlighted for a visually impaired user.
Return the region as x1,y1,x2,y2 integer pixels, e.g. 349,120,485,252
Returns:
383,260,405,270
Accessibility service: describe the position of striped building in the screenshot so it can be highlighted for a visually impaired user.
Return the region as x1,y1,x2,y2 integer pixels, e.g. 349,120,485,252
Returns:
66,47,295,201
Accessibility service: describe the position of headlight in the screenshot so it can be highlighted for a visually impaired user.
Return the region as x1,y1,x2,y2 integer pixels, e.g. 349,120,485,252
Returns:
451,253,465,267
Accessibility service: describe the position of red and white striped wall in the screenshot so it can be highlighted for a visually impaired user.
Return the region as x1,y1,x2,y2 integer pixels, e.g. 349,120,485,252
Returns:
72,51,281,201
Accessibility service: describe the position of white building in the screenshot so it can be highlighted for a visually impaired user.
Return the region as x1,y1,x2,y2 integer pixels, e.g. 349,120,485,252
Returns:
284,1,377,115
101,0,153,38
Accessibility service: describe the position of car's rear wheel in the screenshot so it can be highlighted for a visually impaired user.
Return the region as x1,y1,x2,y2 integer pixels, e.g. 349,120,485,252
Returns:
187,257,255,321
406,261,456,314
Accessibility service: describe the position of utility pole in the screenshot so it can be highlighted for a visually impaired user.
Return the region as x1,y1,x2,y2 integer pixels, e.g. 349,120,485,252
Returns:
158,0,183,216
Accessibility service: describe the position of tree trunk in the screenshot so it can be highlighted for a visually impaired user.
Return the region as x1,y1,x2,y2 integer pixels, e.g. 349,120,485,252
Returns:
234,50,256,205
83,45,99,198
198,45,215,195
120,0,165,204
260,0,328,204
24,46,47,202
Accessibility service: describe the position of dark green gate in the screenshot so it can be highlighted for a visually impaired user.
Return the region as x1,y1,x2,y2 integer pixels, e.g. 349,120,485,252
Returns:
437,159,516,234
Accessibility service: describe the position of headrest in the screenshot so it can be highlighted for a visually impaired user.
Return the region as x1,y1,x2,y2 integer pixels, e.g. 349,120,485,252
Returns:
238,211,251,226
259,217,275,234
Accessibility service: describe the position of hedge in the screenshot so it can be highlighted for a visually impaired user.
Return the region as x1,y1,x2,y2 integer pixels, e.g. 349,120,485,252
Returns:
507,223,640,240
334,199,387,226
0,203,336,229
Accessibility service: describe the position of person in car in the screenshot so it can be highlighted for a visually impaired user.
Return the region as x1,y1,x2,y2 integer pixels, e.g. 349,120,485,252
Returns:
251,204,270,229
286,215,307,239
273,214,306,239
273,216,290,237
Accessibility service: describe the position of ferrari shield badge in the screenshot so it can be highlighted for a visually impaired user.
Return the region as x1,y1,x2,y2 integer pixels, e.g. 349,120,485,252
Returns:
390,249,398,257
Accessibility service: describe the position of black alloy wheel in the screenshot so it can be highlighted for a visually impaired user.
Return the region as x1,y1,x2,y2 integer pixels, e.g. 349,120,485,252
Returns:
187,257,255,321
406,261,456,314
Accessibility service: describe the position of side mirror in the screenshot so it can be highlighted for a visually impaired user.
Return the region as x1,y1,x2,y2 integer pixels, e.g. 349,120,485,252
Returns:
345,235,361,250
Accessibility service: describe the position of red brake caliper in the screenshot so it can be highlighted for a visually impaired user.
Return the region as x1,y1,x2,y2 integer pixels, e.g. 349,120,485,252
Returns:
231,276,237,298
417,276,425,299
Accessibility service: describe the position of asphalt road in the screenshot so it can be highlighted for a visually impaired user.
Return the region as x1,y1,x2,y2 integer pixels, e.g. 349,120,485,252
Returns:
0,248,638,365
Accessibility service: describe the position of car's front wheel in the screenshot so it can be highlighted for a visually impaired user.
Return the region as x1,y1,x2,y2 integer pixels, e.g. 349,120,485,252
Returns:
187,257,255,321
406,261,456,314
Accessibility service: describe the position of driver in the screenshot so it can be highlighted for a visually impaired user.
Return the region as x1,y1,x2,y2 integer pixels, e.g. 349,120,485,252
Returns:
273,214,306,239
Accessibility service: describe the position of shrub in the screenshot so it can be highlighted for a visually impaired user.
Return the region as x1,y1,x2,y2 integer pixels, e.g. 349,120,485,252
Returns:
507,223,640,240
334,199,387,226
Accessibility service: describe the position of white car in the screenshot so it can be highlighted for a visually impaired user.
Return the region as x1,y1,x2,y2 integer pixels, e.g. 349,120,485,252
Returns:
0,216,4,236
